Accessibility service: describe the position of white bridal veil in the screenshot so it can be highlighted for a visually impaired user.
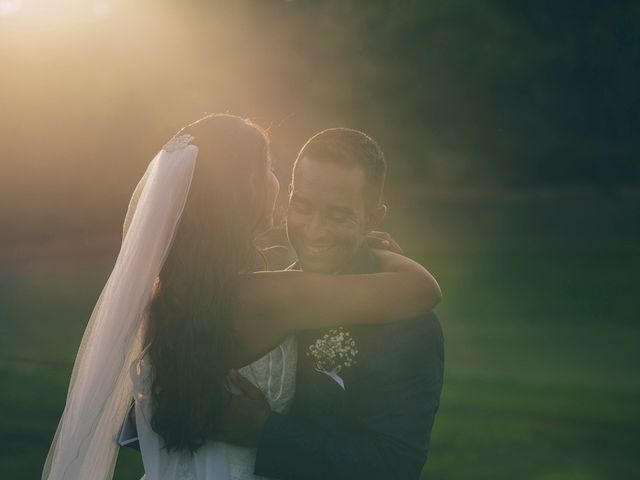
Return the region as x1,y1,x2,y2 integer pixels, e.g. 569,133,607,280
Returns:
42,135,198,480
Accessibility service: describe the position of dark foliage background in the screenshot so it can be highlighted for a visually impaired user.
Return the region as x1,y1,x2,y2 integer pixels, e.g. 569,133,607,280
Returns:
1,1,638,479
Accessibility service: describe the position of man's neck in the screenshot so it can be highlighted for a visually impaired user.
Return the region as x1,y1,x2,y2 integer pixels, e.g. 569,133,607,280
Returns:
338,243,377,275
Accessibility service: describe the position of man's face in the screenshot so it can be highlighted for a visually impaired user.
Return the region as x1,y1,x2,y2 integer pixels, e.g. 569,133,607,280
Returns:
286,156,374,273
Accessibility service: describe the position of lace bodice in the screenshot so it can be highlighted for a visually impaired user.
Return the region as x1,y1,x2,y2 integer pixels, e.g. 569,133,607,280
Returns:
237,335,297,413
227,335,297,480
132,336,297,480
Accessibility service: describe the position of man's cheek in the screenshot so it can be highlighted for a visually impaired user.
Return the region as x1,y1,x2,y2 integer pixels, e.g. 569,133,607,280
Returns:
330,227,361,253
285,217,304,241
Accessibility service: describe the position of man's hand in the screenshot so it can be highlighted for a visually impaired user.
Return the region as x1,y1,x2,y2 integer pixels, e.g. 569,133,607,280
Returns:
366,231,404,254
218,370,271,447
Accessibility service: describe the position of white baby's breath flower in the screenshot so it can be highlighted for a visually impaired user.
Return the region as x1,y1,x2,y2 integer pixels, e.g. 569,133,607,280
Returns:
307,327,358,374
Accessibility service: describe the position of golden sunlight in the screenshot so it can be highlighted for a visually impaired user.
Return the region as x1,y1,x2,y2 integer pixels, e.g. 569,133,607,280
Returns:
0,0,21,17
0,0,274,237
0,0,116,21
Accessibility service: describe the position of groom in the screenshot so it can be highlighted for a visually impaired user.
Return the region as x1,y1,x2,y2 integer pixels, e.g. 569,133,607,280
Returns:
222,128,444,479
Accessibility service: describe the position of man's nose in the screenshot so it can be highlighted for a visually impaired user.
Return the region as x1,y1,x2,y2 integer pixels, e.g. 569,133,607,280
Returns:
304,213,328,241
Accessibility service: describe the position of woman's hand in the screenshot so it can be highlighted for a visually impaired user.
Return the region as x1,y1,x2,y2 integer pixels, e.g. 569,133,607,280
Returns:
217,370,271,447
366,231,404,254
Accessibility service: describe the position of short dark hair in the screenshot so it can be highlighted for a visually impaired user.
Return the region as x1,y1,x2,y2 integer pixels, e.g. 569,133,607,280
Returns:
293,128,386,208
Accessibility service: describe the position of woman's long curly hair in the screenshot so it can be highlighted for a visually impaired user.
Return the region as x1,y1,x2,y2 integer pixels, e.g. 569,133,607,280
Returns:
144,114,272,452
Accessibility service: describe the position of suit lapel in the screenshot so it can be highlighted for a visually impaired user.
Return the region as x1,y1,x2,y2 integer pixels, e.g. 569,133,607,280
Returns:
292,245,378,414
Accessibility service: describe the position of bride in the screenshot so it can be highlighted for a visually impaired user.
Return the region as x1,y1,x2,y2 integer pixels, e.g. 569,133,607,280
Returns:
42,114,441,480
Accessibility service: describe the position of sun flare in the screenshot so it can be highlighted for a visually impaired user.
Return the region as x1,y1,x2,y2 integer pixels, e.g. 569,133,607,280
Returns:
0,0,22,17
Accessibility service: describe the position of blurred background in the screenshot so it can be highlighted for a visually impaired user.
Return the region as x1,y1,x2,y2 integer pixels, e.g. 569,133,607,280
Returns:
1,0,638,479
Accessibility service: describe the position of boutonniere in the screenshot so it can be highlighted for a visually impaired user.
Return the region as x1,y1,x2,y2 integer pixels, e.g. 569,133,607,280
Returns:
307,327,358,390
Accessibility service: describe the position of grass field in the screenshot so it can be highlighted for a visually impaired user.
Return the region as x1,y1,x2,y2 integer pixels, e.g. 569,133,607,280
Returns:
1,189,638,479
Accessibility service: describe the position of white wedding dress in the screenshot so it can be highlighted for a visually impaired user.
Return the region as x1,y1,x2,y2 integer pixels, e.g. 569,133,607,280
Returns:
42,135,296,480
130,335,297,480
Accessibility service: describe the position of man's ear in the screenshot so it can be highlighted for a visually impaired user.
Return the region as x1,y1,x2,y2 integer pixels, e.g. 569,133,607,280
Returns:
366,204,387,232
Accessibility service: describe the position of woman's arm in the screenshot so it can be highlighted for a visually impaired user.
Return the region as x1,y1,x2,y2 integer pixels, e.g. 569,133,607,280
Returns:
230,251,441,366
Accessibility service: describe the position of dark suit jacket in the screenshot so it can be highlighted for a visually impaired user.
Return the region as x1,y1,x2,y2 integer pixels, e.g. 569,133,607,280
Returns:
254,245,444,480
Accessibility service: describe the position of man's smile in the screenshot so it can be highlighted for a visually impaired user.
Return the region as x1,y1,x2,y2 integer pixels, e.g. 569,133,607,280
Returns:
301,243,335,256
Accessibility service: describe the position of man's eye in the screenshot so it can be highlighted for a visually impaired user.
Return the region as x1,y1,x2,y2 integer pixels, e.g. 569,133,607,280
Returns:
328,213,351,223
